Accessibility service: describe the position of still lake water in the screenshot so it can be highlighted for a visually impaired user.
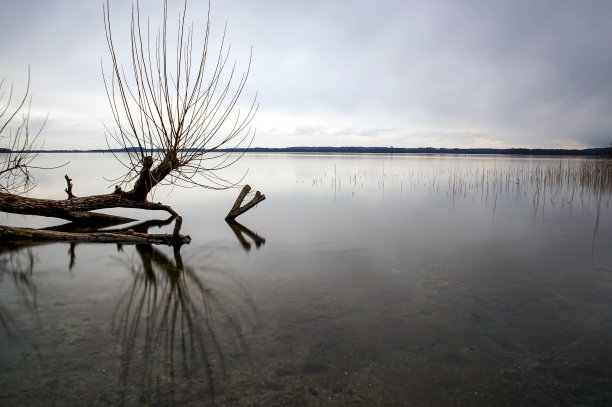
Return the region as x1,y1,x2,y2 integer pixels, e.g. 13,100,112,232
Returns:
1,153,612,406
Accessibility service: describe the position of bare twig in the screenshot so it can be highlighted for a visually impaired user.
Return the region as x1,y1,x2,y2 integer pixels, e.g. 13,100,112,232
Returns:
0,68,46,194
102,0,257,199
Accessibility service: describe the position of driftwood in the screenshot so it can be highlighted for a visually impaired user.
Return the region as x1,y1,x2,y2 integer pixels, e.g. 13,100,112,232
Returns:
0,216,190,246
0,160,180,225
0,165,265,245
0,217,189,270
225,185,266,221
0,192,138,224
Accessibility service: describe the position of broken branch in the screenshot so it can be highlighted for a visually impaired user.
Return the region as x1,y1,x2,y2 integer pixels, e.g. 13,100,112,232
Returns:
64,174,75,199
225,185,266,221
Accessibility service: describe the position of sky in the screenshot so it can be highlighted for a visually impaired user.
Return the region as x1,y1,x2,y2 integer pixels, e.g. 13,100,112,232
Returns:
1,0,612,150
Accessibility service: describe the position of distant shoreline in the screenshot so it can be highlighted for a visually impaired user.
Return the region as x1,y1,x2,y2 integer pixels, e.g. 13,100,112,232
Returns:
1,146,609,156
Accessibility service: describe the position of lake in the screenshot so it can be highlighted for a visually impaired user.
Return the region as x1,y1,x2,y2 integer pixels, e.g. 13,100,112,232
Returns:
1,153,612,406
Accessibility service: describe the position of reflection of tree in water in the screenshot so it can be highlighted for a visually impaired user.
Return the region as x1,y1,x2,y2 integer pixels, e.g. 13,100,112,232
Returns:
113,244,257,405
0,246,39,343
1,215,260,405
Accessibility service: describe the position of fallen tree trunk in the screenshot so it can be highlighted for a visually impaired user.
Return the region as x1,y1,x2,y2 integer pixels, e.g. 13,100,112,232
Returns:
0,217,188,269
0,159,265,246
0,190,177,223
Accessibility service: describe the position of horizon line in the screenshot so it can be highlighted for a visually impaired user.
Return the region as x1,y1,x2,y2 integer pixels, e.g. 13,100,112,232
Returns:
1,145,609,156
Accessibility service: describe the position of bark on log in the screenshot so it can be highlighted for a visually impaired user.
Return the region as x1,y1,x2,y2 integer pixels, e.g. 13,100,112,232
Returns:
0,224,191,245
131,154,179,201
0,191,177,223
225,185,266,221
172,216,183,240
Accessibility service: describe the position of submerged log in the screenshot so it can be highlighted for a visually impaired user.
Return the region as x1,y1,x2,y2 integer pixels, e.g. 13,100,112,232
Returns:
0,219,191,246
0,217,188,270
225,185,266,221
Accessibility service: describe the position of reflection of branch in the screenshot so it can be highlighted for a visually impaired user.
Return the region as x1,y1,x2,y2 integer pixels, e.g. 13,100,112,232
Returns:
68,243,76,270
45,216,176,234
226,220,266,251
108,216,176,234
44,218,133,233
113,245,255,405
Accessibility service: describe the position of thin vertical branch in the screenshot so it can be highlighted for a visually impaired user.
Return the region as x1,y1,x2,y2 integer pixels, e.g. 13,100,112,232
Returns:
0,68,47,194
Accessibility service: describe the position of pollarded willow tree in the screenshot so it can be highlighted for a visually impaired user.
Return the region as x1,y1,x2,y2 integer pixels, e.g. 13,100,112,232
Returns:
0,0,264,243
103,0,258,200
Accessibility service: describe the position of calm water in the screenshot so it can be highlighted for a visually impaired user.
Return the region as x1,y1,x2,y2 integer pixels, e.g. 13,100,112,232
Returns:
1,153,612,406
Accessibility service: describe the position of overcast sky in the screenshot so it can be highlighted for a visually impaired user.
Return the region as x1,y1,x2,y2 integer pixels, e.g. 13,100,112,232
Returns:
1,0,612,149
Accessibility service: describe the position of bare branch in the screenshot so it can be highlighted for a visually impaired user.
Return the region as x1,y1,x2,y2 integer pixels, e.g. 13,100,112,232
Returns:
0,68,46,194
225,184,265,221
103,0,257,199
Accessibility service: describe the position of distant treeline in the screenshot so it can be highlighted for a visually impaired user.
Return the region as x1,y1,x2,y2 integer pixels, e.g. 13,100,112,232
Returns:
242,146,609,156
4,146,611,156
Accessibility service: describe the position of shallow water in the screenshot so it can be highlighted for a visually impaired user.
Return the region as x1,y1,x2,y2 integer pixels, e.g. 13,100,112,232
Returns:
1,153,612,406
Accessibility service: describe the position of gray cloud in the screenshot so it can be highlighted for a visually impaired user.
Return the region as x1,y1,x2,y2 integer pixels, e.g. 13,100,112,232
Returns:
1,0,611,149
